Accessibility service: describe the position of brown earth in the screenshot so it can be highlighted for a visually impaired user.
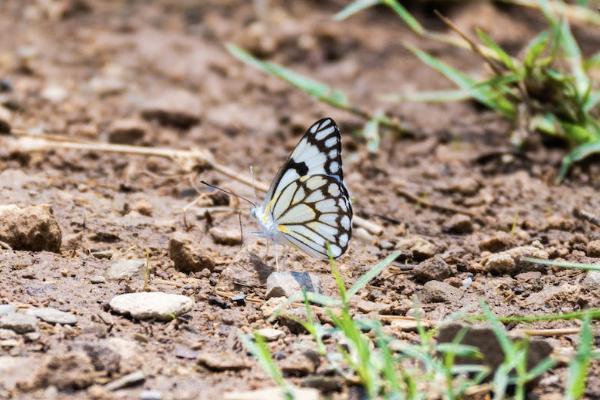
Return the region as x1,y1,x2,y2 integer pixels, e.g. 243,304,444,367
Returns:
0,1,599,399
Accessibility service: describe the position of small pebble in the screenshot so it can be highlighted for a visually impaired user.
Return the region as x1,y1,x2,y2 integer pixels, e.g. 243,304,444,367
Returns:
255,328,285,342
26,307,77,325
442,214,474,234
105,370,145,391
197,352,250,371
107,259,145,281
209,226,243,246
140,390,162,400
0,313,38,333
90,275,106,284
266,271,322,299
421,281,462,303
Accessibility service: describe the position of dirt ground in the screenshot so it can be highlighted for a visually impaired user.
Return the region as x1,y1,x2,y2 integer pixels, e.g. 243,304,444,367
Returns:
1,1,599,399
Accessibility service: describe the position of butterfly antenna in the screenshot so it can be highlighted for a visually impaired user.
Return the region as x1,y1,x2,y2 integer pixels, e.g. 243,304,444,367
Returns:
249,165,259,205
200,181,256,207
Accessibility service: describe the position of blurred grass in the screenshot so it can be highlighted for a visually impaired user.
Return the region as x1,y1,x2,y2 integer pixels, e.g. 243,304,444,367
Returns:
241,250,598,399
352,0,600,181
226,43,408,153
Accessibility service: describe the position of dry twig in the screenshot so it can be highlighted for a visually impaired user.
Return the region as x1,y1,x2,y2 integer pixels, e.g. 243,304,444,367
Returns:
7,131,384,235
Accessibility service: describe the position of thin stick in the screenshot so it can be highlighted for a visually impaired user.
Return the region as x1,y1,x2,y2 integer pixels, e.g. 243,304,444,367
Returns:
395,184,478,218
8,132,384,235
573,208,600,228
516,327,580,337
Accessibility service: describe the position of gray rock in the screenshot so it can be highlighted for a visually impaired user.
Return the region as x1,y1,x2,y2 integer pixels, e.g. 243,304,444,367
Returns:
108,119,147,144
266,271,322,299
26,307,77,325
197,352,250,371
443,214,474,234
109,292,194,321
515,271,542,282
280,352,317,376
378,240,395,250
256,328,285,342
483,245,549,275
479,231,515,252
396,236,438,261
524,284,580,306
583,271,600,287
209,226,243,246
0,304,16,317
105,370,145,391
104,337,142,373
0,204,62,252
169,233,215,273
445,177,480,196
421,281,462,303
107,259,145,281
0,313,38,333
413,256,453,283
81,343,121,375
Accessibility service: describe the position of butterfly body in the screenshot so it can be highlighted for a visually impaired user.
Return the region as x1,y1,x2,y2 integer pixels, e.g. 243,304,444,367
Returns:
251,118,353,260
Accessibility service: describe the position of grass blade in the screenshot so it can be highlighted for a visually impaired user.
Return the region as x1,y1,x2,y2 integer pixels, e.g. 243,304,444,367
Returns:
381,88,473,103
522,257,600,272
476,28,517,70
226,43,350,108
241,333,293,399
556,19,590,98
381,0,425,35
557,139,600,183
406,45,515,117
347,251,400,299
334,0,380,21
565,312,593,400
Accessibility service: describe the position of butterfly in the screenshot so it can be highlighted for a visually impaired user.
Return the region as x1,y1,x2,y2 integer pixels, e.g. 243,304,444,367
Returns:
250,117,353,262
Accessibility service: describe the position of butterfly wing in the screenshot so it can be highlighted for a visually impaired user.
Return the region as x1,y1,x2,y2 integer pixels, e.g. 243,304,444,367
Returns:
270,174,352,259
264,118,344,203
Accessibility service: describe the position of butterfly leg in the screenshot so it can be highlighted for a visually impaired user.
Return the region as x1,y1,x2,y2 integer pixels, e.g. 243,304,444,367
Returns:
274,244,279,272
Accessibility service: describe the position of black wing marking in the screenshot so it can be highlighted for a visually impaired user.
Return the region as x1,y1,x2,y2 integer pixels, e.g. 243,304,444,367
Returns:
270,175,352,259
263,118,344,203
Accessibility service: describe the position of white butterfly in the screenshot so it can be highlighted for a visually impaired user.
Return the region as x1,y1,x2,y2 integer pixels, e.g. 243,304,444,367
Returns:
251,117,353,262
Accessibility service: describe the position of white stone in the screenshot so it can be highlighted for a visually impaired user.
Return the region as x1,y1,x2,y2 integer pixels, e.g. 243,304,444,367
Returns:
256,328,285,342
109,292,193,321
107,259,145,281
26,307,77,325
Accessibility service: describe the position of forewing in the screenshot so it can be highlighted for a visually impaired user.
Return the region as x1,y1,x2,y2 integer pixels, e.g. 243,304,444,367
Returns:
264,118,344,203
272,175,352,260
